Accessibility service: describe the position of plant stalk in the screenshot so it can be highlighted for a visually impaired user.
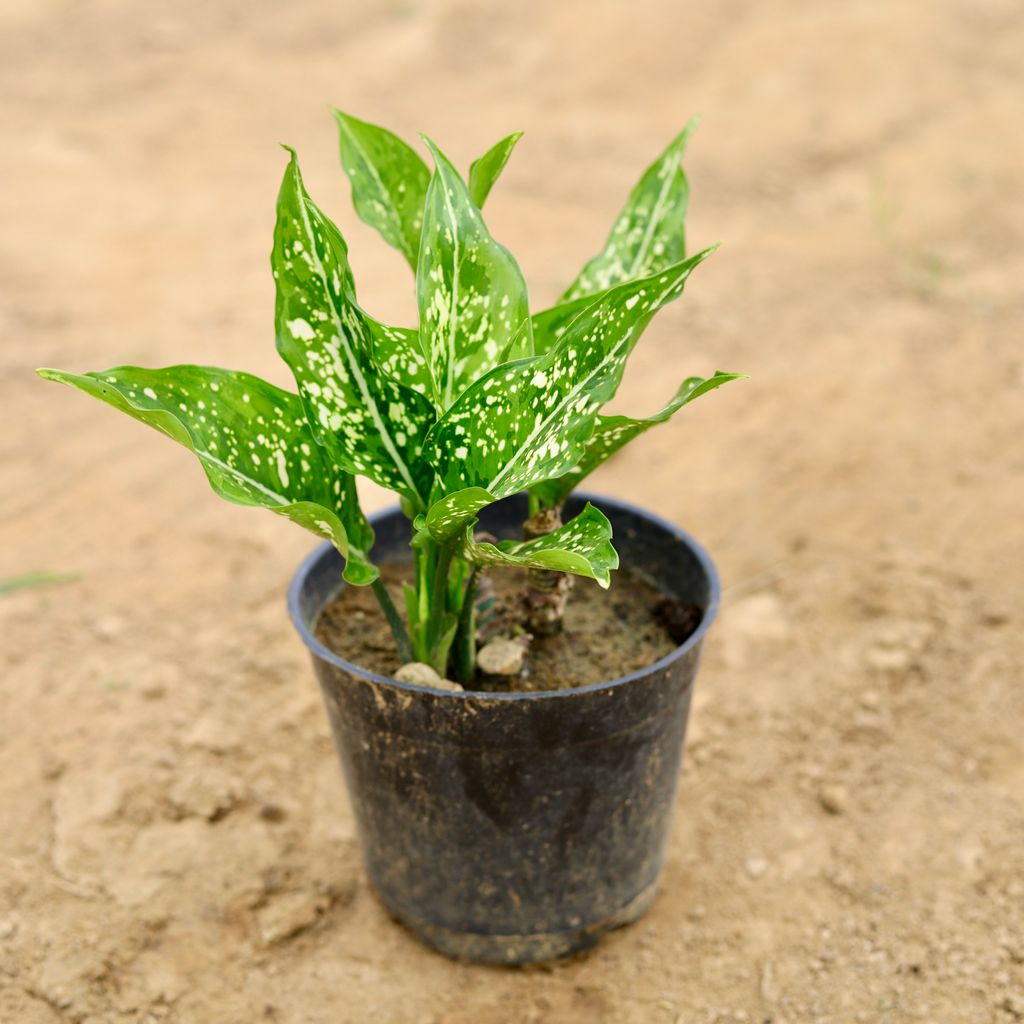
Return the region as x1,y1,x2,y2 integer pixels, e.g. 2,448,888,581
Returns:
426,540,455,672
454,568,479,686
522,504,574,636
371,577,413,664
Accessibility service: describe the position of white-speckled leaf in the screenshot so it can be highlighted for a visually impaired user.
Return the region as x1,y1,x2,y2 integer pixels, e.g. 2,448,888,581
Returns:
36,365,378,584
417,137,532,410
333,110,429,269
531,370,745,506
364,318,433,396
533,122,697,355
562,120,697,301
460,503,619,588
468,131,523,208
273,149,434,506
420,487,496,544
530,292,594,356
427,247,717,511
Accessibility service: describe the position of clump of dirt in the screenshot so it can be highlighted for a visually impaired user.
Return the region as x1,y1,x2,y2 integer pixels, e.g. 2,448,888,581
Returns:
314,562,701,692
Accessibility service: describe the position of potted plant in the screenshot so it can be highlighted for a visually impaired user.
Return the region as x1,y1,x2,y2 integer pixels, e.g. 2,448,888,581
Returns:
38,111,742,964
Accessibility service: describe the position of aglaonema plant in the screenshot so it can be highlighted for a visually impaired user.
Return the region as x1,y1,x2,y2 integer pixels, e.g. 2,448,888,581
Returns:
38,110,742,686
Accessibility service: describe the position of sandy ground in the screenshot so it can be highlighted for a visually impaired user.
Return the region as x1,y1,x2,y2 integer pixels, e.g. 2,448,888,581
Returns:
2,1,1023,1021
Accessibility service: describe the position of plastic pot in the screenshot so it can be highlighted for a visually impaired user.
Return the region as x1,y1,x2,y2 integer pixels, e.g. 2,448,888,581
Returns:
288,492,719,964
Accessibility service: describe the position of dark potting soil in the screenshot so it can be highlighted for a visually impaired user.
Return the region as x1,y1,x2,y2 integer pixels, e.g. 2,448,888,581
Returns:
313,562,701,693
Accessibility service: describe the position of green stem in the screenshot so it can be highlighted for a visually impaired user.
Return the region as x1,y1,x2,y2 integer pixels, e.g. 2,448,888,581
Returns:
454,568,479,686
371,577,413,664
426,541,455,672
527,489,540,519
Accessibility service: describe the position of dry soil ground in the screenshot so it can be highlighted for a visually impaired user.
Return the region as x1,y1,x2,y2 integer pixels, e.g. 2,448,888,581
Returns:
2,1,1023,1022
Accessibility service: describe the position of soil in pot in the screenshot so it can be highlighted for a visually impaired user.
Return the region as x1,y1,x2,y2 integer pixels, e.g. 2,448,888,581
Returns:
313,561,701,693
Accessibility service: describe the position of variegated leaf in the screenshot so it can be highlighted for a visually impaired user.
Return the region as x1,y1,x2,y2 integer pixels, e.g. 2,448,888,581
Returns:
460,503,619,588
421,487,496,544
365,318,432,397
468,131,523,208
417,137,532,410
273,148,434,507
561,119,697,301
332,109,429,269
530,370,745,507
36,365,378,584
427,248,717,520
532,121,698,355
530,291,594,356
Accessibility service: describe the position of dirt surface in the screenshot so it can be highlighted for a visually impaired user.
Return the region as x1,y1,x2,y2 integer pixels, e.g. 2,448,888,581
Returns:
2,1,1023,1021
315,562,683,691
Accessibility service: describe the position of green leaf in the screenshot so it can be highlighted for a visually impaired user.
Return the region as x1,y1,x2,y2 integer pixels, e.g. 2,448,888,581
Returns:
532,121,698,355
332,109,430,269
562,119,697,301
427,248,717,516
0,570,80,595
417,137,533,410
460,503,619,588
468,131,523,208
364,319,433,396
530,292,594,356
36,365,378,584
422,487,497,543
273,148,434,507
531,370,746,507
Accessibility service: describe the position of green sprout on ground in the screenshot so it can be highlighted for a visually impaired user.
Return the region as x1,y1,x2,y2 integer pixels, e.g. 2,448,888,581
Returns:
39,111,742,685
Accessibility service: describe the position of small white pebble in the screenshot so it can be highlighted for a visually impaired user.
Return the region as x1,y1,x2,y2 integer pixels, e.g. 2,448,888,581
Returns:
477,637,526,676
744,857,769,879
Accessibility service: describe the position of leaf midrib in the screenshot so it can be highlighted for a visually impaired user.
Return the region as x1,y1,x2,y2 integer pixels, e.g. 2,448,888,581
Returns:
486,272,682,495
339,119,414,262
294,188,423,504
624,144,681,279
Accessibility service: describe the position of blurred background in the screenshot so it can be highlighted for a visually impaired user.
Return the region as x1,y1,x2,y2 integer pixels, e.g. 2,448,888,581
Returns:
2,1,1022,1021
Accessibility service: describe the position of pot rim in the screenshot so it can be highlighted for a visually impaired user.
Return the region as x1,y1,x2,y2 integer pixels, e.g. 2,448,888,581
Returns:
287,491,720,703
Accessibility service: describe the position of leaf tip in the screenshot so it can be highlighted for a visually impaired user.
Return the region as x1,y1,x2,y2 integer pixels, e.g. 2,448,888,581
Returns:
330,107,358,133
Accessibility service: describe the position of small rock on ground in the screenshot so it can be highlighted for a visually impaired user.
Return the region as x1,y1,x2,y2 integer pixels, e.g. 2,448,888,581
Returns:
394,662,463,691
257,890,325,945
477,638,525,676
818,784,849,815
744,857,769,879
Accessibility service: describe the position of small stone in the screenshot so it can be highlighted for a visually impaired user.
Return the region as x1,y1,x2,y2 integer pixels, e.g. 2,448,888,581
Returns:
477,638,525,676
393,662,463,691
141,664,179,700
40,753,67,780
257,890,324,945
430,677,464,692
744,857,769,879
818,784,849,815
184,715,241,753
168,766,241,821
259,803,287,823
0,917,17,939
394,662,440,686
93,614,125,641
865,645,911,671
860,689,881,710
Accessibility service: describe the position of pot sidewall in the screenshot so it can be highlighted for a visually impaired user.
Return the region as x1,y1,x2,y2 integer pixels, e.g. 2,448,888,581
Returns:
290,492,719,963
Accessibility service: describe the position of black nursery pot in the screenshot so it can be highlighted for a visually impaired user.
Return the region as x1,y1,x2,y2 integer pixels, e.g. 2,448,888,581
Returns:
288,492,720,965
